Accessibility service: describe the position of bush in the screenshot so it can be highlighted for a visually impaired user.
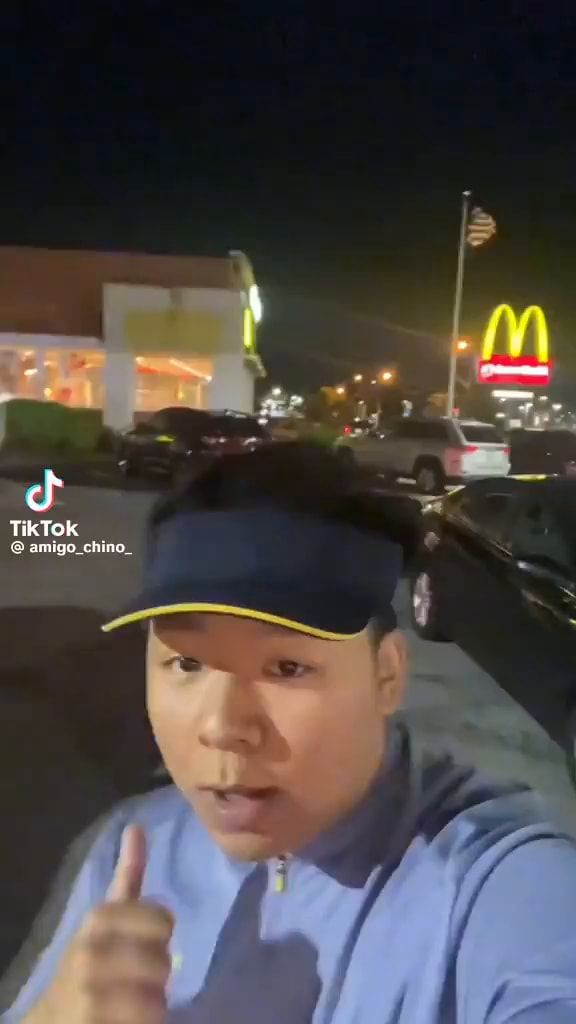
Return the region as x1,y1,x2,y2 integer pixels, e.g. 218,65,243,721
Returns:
96,426,121,454
1,399,67,449
66,408,103,451
292,420,340,447
0,399,104,453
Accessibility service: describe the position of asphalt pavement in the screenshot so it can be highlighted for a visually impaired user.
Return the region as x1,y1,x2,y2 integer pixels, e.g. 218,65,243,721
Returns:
0,464,575,996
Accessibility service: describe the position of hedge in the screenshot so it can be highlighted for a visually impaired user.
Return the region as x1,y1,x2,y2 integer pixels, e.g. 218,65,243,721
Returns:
292,420,340,447
0,399,104,452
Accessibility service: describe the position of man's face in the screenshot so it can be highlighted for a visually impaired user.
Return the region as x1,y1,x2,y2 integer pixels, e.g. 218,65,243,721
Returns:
146,613,406,861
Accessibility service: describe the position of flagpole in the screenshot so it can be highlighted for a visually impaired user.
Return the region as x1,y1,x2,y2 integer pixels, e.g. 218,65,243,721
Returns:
446,190,471,417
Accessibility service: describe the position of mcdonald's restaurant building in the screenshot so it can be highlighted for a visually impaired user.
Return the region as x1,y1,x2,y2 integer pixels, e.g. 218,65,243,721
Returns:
0,247,265,430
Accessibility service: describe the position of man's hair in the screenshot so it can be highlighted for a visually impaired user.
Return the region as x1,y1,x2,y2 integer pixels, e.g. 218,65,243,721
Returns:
150,442,421,640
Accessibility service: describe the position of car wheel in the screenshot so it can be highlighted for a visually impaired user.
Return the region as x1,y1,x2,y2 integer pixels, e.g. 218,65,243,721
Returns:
171,458,196,489
566,704,576,791
117,451,138,478
413,458,445,495
410,567,447,641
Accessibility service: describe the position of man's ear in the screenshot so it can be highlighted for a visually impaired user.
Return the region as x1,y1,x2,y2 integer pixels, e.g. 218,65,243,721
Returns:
375,629,407,716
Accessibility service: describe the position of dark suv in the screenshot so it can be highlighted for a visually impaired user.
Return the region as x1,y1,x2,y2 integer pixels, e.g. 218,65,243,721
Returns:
509,429,576,477
117,407,270,480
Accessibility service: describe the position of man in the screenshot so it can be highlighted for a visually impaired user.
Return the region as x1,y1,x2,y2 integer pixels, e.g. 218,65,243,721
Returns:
5,443,576,1023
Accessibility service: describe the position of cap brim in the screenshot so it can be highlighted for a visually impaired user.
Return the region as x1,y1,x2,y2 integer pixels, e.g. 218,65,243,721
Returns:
101,581,373,641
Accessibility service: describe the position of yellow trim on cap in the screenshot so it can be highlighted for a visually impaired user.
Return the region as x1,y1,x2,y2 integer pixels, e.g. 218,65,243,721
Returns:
101,603,361,641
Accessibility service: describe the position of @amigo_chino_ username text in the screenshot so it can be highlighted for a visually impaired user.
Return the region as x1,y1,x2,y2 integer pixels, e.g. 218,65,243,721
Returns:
11,539,132,557
9,520,132,557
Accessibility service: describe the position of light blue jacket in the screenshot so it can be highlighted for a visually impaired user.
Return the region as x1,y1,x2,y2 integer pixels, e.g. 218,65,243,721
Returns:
5,727,576,1022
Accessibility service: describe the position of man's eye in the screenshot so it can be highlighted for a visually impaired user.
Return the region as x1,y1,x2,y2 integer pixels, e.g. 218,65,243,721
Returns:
163,656,203,676
269,660,311,680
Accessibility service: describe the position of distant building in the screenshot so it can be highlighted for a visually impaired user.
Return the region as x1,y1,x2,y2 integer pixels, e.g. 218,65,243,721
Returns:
0,247,265,428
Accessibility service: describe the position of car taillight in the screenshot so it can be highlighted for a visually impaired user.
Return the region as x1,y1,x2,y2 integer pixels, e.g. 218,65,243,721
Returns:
464,445,478,454
343,426,352,436
503,446,510,457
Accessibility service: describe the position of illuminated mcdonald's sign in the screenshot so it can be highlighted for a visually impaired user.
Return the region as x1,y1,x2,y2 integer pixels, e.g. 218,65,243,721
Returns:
477,304,551,387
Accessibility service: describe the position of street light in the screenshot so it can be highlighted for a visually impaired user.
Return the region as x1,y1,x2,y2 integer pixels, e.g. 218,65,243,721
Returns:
380,370,394,383
353,374,363,383
371,379,378,385
456,339,470,352
336,386,346,396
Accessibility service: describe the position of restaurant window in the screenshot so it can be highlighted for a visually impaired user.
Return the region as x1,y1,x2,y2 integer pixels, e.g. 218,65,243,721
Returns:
43,350,105,408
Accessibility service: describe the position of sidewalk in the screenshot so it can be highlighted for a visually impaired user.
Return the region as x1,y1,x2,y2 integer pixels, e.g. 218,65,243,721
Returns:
0,451,157,492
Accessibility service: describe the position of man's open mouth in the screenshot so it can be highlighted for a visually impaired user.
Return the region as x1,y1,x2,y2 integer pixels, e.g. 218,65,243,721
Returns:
209,785,278,802
199,785,281,832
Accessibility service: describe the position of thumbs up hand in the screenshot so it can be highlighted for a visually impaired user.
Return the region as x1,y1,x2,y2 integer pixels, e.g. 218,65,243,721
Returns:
24,826,174,1024
106,823,149,903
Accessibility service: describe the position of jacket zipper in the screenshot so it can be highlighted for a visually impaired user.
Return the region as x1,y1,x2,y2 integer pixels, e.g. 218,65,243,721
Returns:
274,855,288,893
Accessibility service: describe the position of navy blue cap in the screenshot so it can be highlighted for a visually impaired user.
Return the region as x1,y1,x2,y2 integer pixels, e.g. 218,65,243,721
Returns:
101,507,402,639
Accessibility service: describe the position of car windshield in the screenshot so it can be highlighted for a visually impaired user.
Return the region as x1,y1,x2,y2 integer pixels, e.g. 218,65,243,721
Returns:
150,408,208,433
211,415,267,438
460,424,504,444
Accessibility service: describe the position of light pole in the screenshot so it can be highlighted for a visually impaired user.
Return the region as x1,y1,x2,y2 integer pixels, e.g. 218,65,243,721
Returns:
447,191,471,417
455,339,476,395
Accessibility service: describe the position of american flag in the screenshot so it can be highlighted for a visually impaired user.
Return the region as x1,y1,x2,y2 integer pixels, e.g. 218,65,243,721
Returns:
467,207,497,248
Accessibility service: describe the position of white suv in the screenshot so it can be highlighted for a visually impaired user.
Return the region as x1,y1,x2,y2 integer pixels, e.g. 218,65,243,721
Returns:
337,417,510,494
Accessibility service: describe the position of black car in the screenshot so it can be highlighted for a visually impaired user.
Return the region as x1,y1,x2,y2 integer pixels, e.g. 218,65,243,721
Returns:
509,428,576,477
117,407,270,479
409,476,576,786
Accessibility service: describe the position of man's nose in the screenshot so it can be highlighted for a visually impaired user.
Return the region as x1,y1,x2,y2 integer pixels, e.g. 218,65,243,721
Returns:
198,671,263,751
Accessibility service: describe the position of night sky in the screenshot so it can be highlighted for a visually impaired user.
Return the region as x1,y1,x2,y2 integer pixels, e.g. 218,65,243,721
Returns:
1,6,575,391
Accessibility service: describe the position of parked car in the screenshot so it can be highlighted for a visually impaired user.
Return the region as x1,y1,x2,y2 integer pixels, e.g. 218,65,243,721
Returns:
342,418,374,437
409,475,576,786
336,417,510,494
509,428,576,477
266,416,302,441
117,407,270,479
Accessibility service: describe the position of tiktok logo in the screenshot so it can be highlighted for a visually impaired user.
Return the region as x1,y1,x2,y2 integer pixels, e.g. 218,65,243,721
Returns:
24,468,64,512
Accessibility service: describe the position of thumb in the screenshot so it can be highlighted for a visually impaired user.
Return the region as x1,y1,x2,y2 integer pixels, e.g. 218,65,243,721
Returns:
106,824,147,903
